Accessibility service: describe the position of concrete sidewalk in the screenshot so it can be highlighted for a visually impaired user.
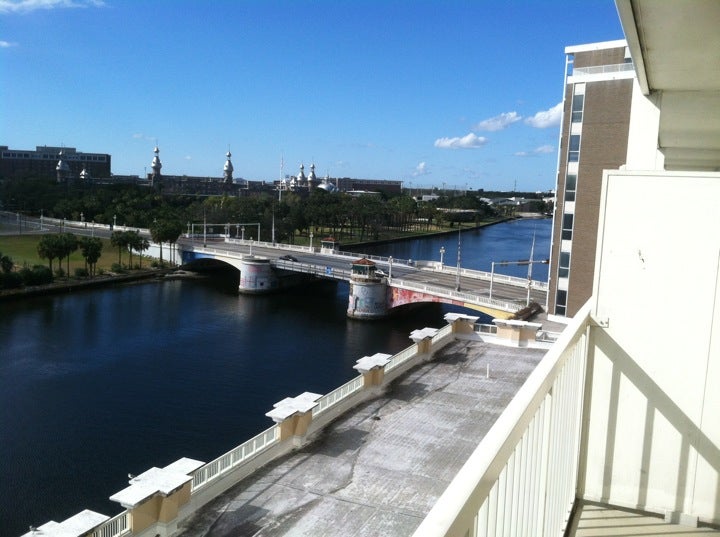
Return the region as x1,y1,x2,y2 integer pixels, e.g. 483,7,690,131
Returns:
178,338,546,537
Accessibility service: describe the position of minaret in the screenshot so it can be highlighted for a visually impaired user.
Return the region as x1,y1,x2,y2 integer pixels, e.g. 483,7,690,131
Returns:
79,166,91,183
56,150,70,183
223,151,234,184
150,146,162,186
308,162,317,189
297,163,306,186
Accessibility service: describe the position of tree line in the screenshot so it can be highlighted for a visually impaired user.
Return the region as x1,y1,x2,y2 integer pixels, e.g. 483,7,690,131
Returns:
0,179,540,245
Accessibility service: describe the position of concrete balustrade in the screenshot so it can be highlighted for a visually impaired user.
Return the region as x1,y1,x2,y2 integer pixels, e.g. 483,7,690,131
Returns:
492,318,542,346
23,313,537,537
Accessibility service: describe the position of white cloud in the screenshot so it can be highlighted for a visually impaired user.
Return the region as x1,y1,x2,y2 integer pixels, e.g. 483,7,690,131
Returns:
0,39,17,47
525,102,563,128
515,144,555,157
534,144,555,154
434,133,488,149
184,155,192,160
0,0,104,14
474,111,522,132
412,161,430,176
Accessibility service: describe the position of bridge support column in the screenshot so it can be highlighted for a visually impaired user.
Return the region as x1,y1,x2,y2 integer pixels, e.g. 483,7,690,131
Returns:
238,256,278,294
265,392,323,447
347,280,389,319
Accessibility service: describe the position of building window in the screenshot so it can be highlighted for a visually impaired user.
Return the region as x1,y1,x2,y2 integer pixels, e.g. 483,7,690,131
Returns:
571,94,584,122
562,214,573,241
565,173,577,201
555,290,567,316
558,251,570,278
568,134,580,163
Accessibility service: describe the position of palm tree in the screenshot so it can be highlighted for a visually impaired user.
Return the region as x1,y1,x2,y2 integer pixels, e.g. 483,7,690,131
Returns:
110,231,128,267
0,251,13,274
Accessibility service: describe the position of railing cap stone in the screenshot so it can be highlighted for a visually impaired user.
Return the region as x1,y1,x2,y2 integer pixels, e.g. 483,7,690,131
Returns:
353,352,393,372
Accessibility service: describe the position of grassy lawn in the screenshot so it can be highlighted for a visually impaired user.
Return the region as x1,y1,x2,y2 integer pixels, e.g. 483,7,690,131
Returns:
0,233,150,274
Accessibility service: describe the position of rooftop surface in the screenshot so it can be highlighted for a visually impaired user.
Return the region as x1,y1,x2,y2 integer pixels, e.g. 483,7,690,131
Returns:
178,337,546,536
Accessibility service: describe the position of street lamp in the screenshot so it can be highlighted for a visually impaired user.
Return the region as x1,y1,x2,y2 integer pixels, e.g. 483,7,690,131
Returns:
113,214,117,229
455,227,461,291
388,256,393,279
241,226,245,241
81,212,85,227
439,246,445,268
309,231,314,251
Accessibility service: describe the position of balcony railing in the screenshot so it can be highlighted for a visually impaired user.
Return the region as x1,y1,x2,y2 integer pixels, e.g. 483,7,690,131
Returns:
414,303,592,537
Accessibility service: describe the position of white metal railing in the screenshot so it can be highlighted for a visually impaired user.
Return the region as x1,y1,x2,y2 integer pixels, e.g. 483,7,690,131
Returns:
191,425,279,492
436,265,548,291
413,303,592,537
572,62,634,76
390,278,521,313
92,511,129,537
313,375,365,417
385,343,419,373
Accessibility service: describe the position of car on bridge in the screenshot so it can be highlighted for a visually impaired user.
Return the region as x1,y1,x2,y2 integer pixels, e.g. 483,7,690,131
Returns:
278,254,299,262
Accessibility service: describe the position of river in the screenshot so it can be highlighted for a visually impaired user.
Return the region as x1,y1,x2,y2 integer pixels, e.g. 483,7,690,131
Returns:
0,218,550,537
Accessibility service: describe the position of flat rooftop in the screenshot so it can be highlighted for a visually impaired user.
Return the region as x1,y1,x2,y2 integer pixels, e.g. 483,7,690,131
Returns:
178,337,546,536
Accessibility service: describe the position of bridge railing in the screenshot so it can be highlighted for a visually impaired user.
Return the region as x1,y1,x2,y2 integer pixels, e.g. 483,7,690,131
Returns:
436,265,549,291
389,278,521,312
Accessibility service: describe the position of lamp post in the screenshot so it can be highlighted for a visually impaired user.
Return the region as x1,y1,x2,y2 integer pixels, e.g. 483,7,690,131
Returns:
439,246,445,268
490,261,496,300
309,231,314,251
187,221,191,237
455,227,461,291
203,210,207,247
113,214,117,229
80,212,84,227
388,256,393,279
241,226,245,241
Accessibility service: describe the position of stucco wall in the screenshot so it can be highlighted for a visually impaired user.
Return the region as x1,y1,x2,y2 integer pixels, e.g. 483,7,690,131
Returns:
582,171,720,523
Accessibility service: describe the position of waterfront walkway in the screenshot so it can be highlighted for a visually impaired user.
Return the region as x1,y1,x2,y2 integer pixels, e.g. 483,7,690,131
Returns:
177,338,547,536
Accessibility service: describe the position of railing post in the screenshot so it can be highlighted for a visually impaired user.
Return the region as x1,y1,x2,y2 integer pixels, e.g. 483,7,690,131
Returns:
353,353,392,389
409,327,439,355
109,458,205,537
444,312,480,335
265,392,323,446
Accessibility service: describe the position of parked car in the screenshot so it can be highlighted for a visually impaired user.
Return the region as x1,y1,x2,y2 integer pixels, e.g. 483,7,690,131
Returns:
375,269,387,277
279,254,298,262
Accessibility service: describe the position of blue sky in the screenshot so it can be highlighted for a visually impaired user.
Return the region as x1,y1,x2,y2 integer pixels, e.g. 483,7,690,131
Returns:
1,0,624,191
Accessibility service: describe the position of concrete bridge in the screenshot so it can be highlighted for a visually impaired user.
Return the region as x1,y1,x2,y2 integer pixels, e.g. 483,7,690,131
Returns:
178,237,548,320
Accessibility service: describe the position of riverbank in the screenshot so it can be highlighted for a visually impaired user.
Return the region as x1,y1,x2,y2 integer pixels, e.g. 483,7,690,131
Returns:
339,216,520,249
0,268,173,302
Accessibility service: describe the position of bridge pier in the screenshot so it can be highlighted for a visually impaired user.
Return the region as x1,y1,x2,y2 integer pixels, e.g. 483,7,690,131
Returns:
238,256,278,294
347,258,389,319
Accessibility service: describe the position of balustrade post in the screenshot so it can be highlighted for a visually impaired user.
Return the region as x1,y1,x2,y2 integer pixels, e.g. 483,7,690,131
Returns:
265,392,322,446
409,327,439,355
444,312,480,334
493,319,542,346
353,353,392,389
109,458,205,537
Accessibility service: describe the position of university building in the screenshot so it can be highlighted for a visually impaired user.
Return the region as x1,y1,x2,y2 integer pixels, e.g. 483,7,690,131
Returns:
0,145,111,180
